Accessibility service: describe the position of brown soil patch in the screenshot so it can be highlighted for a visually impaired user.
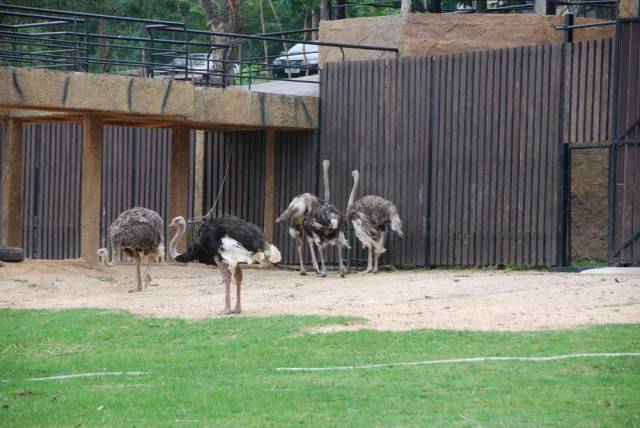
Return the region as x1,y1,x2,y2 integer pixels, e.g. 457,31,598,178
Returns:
1,260,638,332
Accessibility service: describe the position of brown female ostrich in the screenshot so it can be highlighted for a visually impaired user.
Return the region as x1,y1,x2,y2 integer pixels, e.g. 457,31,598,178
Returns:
96,207,165,292
347,170,404,274
169,215,281,314
276,160,332,275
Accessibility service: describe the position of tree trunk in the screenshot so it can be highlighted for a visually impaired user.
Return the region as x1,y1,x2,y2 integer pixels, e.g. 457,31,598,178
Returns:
197,0,244,85
321,0,331,21
258,0,269,63
401,0,412,14
267,0,288,53
311,7,319,40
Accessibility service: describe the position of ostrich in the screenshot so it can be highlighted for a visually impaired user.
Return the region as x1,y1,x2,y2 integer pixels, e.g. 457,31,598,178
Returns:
96,207,165,292
302,160,349,277
276,160,332,275
169,215,281,314
347,170,404,274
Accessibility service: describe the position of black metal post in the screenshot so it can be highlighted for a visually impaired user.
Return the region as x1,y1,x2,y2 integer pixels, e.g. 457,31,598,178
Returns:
476,0,488,13
430,0,443,12
557,19,571,267
607,20,622,263
564,13,575,43
336,0,346,19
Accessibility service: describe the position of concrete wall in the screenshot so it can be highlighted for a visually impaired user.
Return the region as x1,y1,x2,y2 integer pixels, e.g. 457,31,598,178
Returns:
319,13,615,63
619,0,639,17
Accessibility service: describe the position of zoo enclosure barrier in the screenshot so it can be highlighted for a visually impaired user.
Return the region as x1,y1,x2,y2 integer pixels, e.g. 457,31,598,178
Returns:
317,30,626,268
7,22,639,267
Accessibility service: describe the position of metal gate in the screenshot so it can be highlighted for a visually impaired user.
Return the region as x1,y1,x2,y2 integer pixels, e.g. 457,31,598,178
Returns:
609,18,640,264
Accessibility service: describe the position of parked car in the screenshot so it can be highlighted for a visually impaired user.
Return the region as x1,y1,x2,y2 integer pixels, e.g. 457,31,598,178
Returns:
272,43,319,78
154,53,215,83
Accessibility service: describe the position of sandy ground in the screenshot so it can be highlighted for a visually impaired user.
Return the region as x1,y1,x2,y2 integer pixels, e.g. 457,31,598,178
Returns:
0,260,639,332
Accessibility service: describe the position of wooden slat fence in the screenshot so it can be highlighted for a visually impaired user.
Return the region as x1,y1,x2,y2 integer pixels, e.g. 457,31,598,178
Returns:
22,123,83,259
101,126,171,257
19,127,271,259
203,131,266,227
273,130,320,265
320,37,614,267
610,19,640,262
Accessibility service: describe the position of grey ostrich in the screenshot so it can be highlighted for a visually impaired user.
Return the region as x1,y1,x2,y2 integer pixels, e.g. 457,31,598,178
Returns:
96,207,165,292
347,170,404,274
169,215,281,314
276,160,332,275
302,160,349,277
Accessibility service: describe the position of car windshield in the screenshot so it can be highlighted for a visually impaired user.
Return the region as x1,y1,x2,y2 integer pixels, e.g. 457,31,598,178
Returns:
288,43,316,54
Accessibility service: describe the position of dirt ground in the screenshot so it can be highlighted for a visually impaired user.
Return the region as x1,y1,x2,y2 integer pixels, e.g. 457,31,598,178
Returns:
0,260,638,332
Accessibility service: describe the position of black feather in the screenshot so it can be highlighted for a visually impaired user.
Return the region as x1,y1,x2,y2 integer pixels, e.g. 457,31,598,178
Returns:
180,215,268,263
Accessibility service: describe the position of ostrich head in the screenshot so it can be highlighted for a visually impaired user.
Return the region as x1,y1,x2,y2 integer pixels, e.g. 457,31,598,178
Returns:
168,216,187,260
352,170,359,179
169,216,187,230
96,248,113,268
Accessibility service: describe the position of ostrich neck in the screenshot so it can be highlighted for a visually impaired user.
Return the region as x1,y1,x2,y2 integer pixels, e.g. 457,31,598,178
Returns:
323,163,330,202
169,223,186,259
347,175,359,213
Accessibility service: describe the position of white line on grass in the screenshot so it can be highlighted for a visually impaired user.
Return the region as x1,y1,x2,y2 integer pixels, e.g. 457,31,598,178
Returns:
275,352,640,372
24,371,149,381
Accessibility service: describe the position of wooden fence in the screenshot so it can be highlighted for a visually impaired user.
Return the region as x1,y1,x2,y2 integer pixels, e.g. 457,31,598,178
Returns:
10,35,625,266
319,37,614,267
610,19,640,262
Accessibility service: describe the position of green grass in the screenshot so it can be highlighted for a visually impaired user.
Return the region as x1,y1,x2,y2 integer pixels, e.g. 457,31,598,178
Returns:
1,309,639,427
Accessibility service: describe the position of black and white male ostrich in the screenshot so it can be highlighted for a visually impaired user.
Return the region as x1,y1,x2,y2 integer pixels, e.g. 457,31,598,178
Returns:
347,170,404,274
169,215,281,314
276,160,332,275
96,207,165,292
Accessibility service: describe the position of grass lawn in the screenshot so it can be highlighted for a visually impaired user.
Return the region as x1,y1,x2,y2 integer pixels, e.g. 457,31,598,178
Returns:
0,309,639,427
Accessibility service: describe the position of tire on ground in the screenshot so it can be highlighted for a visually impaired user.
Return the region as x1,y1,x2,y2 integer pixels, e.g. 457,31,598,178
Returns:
0,246,25,262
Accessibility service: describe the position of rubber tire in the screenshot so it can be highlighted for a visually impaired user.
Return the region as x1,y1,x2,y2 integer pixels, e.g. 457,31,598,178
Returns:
0,246,25,262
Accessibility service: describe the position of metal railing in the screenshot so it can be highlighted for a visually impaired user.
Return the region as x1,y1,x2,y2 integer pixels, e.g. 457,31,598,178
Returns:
0,3,399,88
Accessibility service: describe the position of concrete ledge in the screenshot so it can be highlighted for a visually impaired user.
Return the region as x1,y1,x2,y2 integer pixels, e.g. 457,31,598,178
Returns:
0,67,318,130
319,13,615,63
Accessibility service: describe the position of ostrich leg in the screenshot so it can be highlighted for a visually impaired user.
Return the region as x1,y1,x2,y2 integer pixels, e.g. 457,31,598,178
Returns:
144,256,152,289
296,236,307,275
307,237,321,274
373,232,386,273
233,266,243,314
360,245,373,274
131,254,143,292
316,244,327,277
218,263,233,314
337,244,347,277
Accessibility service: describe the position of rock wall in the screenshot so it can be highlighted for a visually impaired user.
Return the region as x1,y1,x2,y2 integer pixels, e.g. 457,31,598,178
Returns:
320,13,614,64
618,0,639,17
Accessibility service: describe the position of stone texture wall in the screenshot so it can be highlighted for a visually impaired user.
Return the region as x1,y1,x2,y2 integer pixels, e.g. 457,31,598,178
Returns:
320,13,615,63
618,0,639,17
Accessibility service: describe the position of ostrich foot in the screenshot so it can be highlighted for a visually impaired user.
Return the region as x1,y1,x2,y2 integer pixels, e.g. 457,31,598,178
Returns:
358,269,372,275
221,307,234,315
128,287,143,293
300,270,307,276
233,305,241,314
319,270,327,277
339,268,347,278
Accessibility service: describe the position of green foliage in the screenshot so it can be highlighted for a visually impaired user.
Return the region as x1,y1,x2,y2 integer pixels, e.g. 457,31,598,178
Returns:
1,309,639,426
